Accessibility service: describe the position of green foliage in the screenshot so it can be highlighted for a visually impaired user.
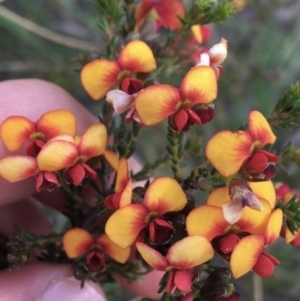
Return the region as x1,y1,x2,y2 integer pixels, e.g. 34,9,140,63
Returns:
269,82,300,130
277,195,300,235
182,0,237,28
166,127,184,180
279,141,298,162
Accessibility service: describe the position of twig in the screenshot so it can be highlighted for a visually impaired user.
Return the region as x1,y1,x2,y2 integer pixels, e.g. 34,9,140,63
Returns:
0,5,97,51
253,273,263,301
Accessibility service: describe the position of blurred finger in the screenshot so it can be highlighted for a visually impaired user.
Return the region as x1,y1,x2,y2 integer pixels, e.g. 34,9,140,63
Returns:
0,263,106,301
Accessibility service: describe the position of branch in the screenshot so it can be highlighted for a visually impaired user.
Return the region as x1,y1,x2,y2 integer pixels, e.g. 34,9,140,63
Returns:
0,5,97,52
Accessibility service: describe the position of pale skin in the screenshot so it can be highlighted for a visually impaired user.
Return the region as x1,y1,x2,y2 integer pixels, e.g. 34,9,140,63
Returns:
0,79,163,301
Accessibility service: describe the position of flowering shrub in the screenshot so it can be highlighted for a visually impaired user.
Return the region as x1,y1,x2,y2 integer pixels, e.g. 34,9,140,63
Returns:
2,1,300,300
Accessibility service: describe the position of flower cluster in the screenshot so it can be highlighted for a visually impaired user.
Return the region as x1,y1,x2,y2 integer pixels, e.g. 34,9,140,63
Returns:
0,110,107,190
2,1,300,301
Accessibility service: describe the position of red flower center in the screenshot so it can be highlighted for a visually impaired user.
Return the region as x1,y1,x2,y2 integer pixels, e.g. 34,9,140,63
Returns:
217,233,240,255
86,250,105,272
148,217,175,244
243,150,278,180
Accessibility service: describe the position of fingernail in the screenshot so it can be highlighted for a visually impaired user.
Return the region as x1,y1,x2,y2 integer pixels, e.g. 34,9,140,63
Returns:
37,277,106,301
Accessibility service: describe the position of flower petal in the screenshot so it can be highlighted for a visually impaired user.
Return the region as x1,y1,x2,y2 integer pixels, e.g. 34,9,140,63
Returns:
248,110,276,147
230,235,265,278
207,187,230,207
186,205,228,241
81,59,120,100
62,228,94,258
117,40,157,73
119,179,133,208
179,66,217,105
105,204,148,248
96,234,130,264
222,200,243,225
236,199,271,235
154,0,185,30
0,116,35,151
285,227,297,244
205,130,253,177
248,181,276,209
208,38,228,65
78,123,107,159
36,110,77,140
166,236,214,269
115,157,130,192
174,269,194,292
136,242,168,271
134,0,153,29
0,156,38,182
106,90,134,114
103,149,119,170
264,208,283,246
143,177,187,215
134,84,180,126
191,25,211,44
37,140,78,171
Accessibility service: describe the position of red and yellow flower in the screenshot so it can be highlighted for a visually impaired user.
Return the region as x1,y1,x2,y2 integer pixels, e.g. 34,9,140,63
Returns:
105,177,187,247
230,208,282,278
186,181,277,242
0,139,79,192
206,110,277,179
135,0,185,31
51,123,107,186
186,181,282,278
0,110,76,153
81,41,156,100
136,236,214,293
104,157,133,210
134,66,217,131
63,228,130,272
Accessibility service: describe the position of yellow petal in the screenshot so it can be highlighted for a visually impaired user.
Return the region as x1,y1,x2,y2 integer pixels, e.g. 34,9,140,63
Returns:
117,40,157,73
136,242,168,271
103,149,119,170
264,208,283,246
207,187,230,207
96,234,130,263
230,235,264,278
119,179,133,208
78,124,107,159
37,140,78,171
236,199,271,235
36,110,77,140
62,228,94,258
205,130,253,177
105,204,148,248
285,227,297,244
180,66,217,105
115,157,130,192
0,156,38,182
134,84,180,126
248,181,276,209
0,116,35,151
143,177,187,215
186,205,228,241
167,236,214,269
81,59,120,100
248,110,276,147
